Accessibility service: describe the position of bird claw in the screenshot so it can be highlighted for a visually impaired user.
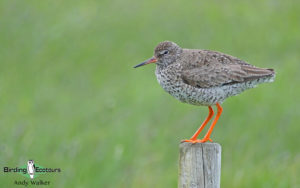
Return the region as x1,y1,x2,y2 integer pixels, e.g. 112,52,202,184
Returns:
181,137,213,144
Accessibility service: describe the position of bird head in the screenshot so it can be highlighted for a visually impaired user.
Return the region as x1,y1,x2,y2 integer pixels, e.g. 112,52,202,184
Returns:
134,41,182,68
27,160,34,166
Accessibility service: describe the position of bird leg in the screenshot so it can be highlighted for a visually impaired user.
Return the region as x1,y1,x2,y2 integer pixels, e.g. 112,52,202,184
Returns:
190,106,214,140
182,103,223,143
181,106,214,143
199,103,223,143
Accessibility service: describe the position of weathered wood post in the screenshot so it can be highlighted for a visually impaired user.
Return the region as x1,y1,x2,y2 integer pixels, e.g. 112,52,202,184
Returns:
179,143,221,188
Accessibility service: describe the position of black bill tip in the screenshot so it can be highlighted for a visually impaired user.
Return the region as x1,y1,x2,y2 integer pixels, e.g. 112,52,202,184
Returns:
133,62,146,68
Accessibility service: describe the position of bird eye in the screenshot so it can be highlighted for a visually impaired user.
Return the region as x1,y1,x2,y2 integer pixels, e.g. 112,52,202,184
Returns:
161,50,169,55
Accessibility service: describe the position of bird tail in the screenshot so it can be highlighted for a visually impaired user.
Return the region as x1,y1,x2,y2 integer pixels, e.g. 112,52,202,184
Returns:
263,68,275,83
29,173,34,179
241,66,275,83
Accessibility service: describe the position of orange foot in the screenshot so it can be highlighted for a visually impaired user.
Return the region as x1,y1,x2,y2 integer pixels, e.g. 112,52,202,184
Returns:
181,138,213,144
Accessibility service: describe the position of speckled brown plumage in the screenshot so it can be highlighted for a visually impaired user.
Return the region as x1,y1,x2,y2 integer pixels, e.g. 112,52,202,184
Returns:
134,41,275,143
180,50,274,88
144,41,275,105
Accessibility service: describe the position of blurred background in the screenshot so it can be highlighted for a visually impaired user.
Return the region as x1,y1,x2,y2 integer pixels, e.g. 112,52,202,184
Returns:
0,0,299,187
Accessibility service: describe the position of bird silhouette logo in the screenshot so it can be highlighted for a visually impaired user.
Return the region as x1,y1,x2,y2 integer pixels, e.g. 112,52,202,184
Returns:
27,160,36,179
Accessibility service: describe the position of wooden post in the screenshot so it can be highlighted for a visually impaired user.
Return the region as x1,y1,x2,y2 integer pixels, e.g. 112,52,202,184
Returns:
178,142,221,188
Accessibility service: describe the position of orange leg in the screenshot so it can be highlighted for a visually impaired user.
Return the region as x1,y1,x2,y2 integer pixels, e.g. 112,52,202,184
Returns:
182,103,223,144
182,106,214,143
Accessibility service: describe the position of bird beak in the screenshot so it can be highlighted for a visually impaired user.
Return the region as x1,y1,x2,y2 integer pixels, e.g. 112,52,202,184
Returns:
134,57,157,68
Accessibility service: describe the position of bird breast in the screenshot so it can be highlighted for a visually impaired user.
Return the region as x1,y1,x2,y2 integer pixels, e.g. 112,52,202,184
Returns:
155,63,186,100
155,63,226,106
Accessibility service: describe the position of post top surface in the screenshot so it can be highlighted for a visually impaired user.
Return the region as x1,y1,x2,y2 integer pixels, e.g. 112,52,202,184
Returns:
179,142,221,148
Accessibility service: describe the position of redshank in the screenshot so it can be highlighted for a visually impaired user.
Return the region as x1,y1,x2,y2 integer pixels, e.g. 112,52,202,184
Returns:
134,41,275,143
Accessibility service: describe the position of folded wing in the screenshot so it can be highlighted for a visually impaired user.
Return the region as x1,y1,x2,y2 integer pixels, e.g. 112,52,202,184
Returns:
181,60,274,88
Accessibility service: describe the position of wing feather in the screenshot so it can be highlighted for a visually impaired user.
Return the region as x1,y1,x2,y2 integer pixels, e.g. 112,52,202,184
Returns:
181,51,274,88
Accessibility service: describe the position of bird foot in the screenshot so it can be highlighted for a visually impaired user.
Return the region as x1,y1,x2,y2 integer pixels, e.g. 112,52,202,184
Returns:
181,138,213,144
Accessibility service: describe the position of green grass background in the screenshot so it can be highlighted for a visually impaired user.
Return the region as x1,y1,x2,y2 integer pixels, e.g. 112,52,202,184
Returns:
0,0,299,187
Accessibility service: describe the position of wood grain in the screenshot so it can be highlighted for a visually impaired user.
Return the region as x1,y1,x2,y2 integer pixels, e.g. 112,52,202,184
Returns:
179,142,221,188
